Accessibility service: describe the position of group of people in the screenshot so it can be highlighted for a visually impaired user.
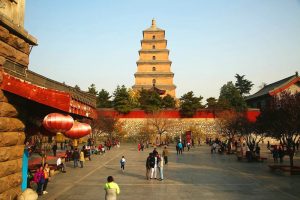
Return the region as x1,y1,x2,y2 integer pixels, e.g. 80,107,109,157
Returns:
29,163,51,196
145,147,169,180
271,145,285,163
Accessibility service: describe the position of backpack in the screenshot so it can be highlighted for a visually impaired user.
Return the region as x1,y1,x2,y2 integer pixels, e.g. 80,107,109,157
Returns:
149,157,155,167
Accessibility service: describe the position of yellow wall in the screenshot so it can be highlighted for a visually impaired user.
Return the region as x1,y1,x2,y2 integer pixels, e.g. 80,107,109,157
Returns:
142,42,167,49
139,52,169,60
137,64,171,72
143,32,165,40
135,77,174,85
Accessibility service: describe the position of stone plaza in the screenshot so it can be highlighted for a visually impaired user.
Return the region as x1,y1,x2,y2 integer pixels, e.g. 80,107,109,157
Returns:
39,144,300,200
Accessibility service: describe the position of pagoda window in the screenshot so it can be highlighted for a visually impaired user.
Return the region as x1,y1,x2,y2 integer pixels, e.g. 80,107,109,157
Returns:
152,45,156,49
152,35,155,39
152,56,156,60
152,67,156,71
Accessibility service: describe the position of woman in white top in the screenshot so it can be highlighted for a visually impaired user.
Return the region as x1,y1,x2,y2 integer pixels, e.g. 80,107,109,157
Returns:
158,155,164,181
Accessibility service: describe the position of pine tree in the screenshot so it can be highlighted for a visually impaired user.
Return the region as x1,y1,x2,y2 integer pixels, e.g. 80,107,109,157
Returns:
112,85,132,114
235,74,254,96
179,91,204,117
97,89,112,108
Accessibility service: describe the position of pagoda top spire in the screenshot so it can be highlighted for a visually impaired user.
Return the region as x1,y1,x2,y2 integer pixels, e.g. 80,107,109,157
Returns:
144,18,163,32
151,18,156,28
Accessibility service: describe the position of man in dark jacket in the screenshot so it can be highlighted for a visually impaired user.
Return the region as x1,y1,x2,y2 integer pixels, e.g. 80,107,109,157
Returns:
146,153,152,180
52,143,57,156
73,148,80,168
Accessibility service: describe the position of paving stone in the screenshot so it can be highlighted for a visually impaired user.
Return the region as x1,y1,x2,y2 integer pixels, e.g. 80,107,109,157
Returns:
39,144,300,200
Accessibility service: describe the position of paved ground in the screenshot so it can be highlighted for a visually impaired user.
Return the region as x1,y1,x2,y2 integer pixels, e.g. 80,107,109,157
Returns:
39,144,300,200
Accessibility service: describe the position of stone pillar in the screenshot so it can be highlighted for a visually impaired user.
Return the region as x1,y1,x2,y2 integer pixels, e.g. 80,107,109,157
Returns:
0,31,27,200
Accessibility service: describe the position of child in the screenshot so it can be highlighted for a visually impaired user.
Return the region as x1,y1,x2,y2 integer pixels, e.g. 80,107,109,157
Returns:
120,156,126,172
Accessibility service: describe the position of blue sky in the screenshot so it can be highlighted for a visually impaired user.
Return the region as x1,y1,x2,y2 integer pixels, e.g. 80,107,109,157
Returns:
25,0,300,100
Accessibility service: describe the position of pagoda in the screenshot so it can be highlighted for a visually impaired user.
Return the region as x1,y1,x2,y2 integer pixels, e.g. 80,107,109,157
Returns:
133,19,176,97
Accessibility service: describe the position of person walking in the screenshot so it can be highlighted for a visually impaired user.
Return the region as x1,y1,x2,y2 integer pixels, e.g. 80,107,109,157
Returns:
162,146,169,165
120,156,126,172
104,176,120,200
146,153,151,180
43,163,50,194
178,142,183,155
79,149,85,168
73,148,80,168
273,146,279,163
278,146,284,163
52,143,57,157
158,155,164,181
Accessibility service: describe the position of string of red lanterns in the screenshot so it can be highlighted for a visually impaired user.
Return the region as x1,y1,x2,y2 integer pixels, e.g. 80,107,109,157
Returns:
42,113,91,139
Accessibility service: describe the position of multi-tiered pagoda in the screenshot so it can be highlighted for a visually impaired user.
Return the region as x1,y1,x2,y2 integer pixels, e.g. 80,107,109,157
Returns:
133,19,176,97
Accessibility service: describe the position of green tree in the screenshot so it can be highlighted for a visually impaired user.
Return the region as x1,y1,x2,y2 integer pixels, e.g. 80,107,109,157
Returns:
206,97,218,109
97,89,112,108
162,94,176,109
219,81,247,111
112,85,132,114
87,83,98,95
234,74,254,96
138,89,162,113
179,91,205,117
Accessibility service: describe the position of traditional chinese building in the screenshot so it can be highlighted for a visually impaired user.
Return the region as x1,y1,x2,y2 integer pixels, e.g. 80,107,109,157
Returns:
133,19,176,97
246,72,300,109
0,1,96,198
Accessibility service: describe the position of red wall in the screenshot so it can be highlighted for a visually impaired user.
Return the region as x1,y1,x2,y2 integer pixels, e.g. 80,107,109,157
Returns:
97,109,260,121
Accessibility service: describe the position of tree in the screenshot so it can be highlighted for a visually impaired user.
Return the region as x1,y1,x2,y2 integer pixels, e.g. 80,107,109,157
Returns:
136,123,156,143
138,89,162,113
206,97,218,109
112,85,132,114
257,91,300,167
189,125,204,142
114,120,127,141
74,85,81,91
87,83,98,95
148,112,173,145
238,116,267,157
92,113,119,141
179,91,205,117
128,88,140,108
215,110,244,152
234,74,254,96
219,81,247,112
97,89,112,108
162,94,176,109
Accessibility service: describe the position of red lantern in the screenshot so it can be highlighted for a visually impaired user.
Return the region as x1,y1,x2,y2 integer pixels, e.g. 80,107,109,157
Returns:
63,122,91,139
43,113,74,133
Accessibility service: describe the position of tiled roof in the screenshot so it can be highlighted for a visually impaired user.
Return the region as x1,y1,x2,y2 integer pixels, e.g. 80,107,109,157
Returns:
246,74,298,100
